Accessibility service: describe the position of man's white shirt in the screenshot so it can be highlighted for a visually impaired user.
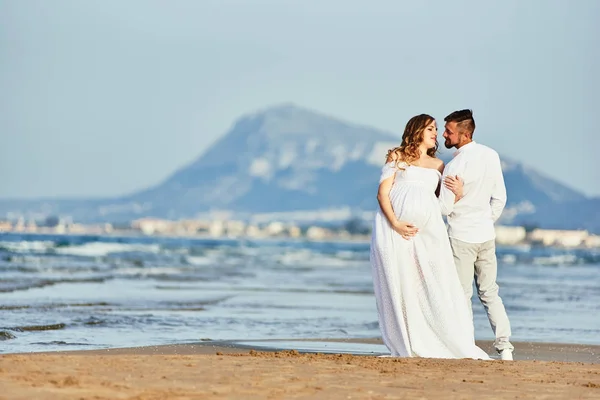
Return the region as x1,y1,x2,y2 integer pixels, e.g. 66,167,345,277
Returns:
438,141,507,243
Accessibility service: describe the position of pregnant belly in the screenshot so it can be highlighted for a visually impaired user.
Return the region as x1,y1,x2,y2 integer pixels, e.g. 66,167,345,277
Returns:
389,185,438,228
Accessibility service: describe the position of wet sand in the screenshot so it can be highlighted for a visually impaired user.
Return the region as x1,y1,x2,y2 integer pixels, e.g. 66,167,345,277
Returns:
1,339,599,399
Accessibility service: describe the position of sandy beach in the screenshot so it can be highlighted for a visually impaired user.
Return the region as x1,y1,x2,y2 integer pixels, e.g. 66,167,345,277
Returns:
2,339,600,399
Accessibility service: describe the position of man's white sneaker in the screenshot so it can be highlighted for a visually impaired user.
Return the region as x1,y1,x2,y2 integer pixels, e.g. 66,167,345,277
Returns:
500,349,513,361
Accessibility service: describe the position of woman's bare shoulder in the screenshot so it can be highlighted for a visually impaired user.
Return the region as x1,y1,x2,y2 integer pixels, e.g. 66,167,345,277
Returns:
425,156,445,173
422,155,442,166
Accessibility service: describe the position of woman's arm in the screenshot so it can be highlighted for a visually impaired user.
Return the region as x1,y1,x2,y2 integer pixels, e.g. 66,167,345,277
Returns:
377,175,418,240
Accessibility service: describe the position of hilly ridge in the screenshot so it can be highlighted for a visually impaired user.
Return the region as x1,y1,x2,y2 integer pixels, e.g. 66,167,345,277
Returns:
0,104,597,232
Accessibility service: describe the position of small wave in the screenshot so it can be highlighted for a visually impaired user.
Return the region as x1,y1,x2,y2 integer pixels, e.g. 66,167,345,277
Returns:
185,256,215,266
154,284,372,295
364,321,379,330
0,240,55,253
532,254,580,266
80,317,109,326
0,276,110,293
114,266,187,277
30,341,92,346
0,302,111,311
0,331,17,340
275,250,359,268
8,323,66,332
505,304,535,312
0,260,109,274
224,303,335,311
276,249,313,265
54,242,162,257
335,250,369,261
0,304,31,310
114,306,206,312
501,254,517,264
147,271,251,282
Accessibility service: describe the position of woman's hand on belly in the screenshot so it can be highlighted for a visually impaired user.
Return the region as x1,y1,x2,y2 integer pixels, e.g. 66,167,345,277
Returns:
392,221,419,240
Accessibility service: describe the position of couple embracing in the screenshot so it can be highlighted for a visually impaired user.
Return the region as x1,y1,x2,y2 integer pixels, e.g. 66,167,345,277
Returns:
370,109,514,361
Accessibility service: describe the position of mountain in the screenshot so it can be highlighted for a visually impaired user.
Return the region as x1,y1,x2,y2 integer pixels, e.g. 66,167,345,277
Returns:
128,104,398,217
0,104,598,232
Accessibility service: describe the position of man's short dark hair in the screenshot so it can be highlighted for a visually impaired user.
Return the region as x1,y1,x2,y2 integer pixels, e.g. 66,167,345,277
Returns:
444,109,475,137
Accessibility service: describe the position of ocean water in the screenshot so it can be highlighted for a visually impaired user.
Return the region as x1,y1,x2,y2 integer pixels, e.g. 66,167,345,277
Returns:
1,233,599,354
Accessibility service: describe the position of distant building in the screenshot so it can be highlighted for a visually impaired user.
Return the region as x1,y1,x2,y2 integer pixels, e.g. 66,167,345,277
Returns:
495,225,527,245
209,220,225,237
67,223,88,234
245,224,263,238
0,221,12,232
225,220,246,237
584,235,600,249
265,221,285,236
177,219,211,235
25,219,37,233
131,218,173,235
305,226,331,240
287,225,301,238
529,229,589,248
54,223,66,234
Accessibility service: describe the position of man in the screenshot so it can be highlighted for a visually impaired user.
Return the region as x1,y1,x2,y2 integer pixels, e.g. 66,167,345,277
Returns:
438,109,514,361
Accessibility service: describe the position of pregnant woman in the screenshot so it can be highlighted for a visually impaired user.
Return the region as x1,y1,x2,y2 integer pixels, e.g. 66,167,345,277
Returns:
370,113,490,360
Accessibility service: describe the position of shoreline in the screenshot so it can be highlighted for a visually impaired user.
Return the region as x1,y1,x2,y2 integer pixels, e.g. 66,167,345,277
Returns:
12,338,600,364
2,338,599,399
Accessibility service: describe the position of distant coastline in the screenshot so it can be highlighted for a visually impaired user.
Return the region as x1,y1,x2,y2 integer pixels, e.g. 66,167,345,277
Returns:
1,217,598,250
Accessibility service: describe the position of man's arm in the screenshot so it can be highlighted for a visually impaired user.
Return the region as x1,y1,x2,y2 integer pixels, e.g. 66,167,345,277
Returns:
490,152,507,222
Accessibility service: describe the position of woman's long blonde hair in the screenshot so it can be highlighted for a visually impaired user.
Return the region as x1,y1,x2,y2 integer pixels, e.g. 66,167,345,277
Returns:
386,114,438,167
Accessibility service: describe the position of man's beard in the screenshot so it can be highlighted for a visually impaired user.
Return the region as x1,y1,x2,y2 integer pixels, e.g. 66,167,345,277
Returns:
444,140,455,149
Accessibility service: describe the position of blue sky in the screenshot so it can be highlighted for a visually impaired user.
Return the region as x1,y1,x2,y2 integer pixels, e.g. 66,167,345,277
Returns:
1,0,598,198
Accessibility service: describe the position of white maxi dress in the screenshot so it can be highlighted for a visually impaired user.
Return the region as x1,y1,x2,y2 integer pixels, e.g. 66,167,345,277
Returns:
370,161,490,359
